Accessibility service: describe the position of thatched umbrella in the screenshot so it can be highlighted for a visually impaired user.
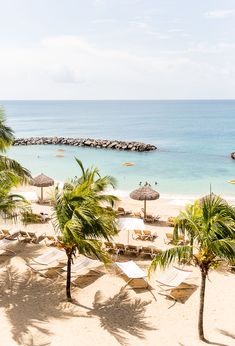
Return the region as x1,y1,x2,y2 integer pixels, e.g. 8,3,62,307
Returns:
31,173,54,202
198,192,226,206
130,186,160,218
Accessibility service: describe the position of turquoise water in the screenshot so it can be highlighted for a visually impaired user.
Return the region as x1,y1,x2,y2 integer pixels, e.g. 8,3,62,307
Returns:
1,100,235,196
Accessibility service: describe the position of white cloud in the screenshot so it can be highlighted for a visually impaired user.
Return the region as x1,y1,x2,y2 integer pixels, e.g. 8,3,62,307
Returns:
205,9,235,19
0,35,235,99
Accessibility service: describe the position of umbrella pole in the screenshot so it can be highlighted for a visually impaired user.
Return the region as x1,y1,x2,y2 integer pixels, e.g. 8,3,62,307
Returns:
144,199,146,219
41,187,43,203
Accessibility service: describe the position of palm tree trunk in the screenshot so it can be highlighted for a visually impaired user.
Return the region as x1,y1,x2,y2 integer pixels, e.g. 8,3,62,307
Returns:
66,252,72,302
198,270,207,341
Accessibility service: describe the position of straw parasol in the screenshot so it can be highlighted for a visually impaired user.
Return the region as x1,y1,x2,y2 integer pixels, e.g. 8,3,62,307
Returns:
130,184,160,218
198,192,226,206
31,173,54,202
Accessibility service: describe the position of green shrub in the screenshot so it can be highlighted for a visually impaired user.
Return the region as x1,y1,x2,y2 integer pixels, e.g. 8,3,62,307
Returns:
21,211,43,225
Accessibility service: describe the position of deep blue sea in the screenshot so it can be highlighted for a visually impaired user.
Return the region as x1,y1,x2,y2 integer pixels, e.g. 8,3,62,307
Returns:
1,100,235,197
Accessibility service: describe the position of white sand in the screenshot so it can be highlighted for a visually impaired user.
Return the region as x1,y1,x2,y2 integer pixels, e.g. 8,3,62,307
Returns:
0,185,233,345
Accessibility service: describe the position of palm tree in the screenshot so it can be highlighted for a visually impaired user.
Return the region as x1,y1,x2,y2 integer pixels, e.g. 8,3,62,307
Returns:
53,160,119,302
0,108,31,222
149,194,235,342
0,107,31,183
0,187,29,222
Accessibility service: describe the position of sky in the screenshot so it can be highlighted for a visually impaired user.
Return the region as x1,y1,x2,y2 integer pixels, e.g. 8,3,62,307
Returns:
0,0,235,99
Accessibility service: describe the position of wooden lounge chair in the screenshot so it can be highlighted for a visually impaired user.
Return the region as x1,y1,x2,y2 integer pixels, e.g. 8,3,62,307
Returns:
115,260,149,288
45,235,61,247
117,207,126,216
151,248,162,259
165,233,186,245
132,229,144,240
133,212,142,218
125,245,140,256
117,207,132,216
3,228,20,240
18,230,46,244
140,246,154,257
0,229,9,240
104,242,116,253
115,243,126,255
142,230,156,241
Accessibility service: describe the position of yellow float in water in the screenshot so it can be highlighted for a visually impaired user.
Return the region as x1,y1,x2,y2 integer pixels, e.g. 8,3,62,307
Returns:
56,148,65,152
56,155,64,158
228,180,235,184
122,162,135,166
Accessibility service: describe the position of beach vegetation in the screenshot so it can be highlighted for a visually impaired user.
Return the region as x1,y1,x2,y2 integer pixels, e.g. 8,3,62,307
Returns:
52,159,119,302
149,194,235,342
0,107,31,185
0,108,31,222
21,210,44,225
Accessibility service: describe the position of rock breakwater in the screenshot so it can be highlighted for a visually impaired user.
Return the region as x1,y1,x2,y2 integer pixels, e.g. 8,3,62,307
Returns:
13,137,157,152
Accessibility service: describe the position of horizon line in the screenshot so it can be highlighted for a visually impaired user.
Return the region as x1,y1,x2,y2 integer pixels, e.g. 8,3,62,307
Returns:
1,98,235,102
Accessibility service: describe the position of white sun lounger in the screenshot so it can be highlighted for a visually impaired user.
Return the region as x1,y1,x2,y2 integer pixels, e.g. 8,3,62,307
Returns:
0,238,18,254
156,266,192,305
27,248,67,278
115,260,148,288
32,248,66,265
62,256,101,275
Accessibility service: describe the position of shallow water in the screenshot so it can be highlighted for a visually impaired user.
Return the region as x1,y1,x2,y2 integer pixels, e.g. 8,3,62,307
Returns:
1,100,235,196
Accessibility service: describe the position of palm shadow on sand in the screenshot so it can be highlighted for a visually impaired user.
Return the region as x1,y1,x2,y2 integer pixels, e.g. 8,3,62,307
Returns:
86,289,156,346
0,245,88,346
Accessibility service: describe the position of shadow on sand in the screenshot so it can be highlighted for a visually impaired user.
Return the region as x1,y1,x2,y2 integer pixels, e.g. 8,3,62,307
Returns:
0,256,86,346
86,288,156,346
0,245,155,346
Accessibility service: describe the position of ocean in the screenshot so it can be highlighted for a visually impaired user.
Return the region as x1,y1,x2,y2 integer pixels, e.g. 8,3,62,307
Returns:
1,100,235,197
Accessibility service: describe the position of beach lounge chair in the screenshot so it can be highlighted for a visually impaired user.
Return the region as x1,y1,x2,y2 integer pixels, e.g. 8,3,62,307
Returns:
32,248,66,265
142,230,157,241
115,260,148,288
62,256,101,276
0,229,9,239
44,235,62,247
165,233,185,245
3,228,21,240
151,248,162,259
27,248,66,278
0,238,18,255
115,243,126,255
125,245,140,256
104,241,116,253
140,246,153,257
117,207,126,216
156,266,192,305
18,230,46,243
132,229,144,240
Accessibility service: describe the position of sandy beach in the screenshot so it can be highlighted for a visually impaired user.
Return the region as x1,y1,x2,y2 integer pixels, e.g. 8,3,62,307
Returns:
0,184,234,345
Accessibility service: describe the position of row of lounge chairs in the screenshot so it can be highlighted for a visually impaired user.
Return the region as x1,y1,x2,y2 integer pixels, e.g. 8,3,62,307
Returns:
26,247,194,304
132,229,157,241
106,206,161,224
0,229,57,254
104,242,162,258
165,233,189,245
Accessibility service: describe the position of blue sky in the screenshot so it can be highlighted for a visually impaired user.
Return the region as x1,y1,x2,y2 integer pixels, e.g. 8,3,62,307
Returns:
0,0,235,99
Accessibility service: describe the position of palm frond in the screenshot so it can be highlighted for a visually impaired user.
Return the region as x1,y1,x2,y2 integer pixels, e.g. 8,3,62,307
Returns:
149,245,192,275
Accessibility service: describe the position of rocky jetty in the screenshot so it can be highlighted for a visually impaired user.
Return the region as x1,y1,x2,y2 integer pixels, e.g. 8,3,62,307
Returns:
13,137,157,152
231,152,235,160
